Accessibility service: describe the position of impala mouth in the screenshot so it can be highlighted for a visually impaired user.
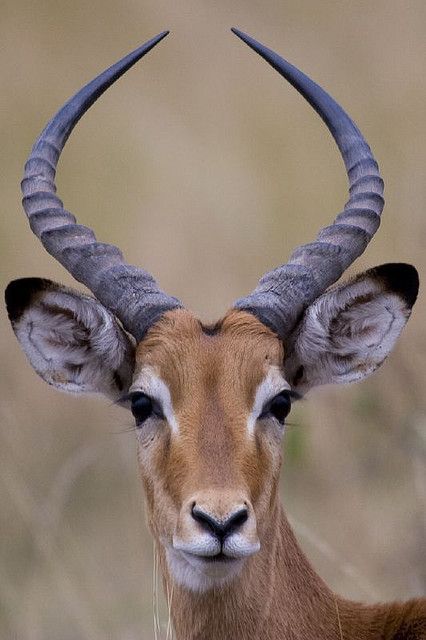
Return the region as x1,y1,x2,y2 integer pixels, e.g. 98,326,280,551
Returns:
200,552,238,563
166,543,249,592
172,533,260,560
181,550,242,568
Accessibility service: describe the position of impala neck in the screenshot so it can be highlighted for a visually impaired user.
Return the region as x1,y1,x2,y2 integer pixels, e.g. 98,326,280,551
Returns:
156,503,422,640
158,502,342,640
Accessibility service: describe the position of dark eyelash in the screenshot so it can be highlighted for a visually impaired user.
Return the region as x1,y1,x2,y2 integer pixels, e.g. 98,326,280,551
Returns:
116,392,165,422
115,391,142,406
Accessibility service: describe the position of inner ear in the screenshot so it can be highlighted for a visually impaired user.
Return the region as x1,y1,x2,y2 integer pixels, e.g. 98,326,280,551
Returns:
5,277,135,399
284,263,419,393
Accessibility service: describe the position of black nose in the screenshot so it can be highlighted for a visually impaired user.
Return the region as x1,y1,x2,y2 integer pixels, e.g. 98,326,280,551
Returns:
191,504,248,541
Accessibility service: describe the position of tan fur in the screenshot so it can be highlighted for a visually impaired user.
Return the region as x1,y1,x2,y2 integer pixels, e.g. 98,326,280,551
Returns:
133,309,425,640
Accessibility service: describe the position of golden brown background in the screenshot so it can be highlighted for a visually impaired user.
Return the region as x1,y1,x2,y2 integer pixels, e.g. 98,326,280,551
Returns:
1,1,425,638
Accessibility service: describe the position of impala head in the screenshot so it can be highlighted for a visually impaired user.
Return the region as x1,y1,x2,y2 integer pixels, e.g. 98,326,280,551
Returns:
5,30,418,592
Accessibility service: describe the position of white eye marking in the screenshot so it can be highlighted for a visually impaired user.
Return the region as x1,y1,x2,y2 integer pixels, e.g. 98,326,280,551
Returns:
131,366,179,433
247,367,290,435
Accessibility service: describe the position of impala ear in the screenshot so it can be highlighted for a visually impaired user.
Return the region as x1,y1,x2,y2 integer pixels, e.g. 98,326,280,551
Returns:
284,264,419,394
5,278,135,399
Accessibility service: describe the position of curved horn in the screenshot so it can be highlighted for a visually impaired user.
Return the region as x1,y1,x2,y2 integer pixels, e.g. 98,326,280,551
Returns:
232,29,384,338
21,32,182,341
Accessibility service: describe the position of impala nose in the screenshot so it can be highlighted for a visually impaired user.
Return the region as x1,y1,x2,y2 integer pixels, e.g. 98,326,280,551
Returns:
191,503,249,541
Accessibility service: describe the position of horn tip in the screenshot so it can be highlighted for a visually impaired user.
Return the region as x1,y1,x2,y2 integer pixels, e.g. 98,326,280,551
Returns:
231,27,248,39
141,30,170,53
230,28,268,58
149,30,170,47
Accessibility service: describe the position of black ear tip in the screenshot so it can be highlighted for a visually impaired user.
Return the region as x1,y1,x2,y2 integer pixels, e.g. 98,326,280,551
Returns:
5,277,51,322
372,263,419,308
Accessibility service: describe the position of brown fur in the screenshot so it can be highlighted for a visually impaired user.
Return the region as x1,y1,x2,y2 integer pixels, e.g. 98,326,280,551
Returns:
133,309,424,639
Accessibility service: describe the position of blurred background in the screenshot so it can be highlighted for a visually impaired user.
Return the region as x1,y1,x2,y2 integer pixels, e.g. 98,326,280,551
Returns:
1,1,425,638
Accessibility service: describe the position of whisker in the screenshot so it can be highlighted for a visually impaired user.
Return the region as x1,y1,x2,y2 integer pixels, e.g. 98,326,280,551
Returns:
285,421,301,428
166,578,174,640
153,540,161,640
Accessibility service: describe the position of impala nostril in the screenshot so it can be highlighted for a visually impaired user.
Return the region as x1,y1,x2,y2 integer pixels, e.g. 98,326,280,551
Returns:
229,507,248,531
191,504,219,536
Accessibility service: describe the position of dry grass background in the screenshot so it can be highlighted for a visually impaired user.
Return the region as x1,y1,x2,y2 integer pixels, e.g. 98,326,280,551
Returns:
1,1,426,638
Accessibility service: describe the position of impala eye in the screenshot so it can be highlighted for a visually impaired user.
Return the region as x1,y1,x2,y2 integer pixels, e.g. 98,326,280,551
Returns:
267,390,292,425
130,392,153,426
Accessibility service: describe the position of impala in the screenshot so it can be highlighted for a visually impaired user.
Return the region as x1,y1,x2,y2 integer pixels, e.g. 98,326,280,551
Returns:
5,29,425,639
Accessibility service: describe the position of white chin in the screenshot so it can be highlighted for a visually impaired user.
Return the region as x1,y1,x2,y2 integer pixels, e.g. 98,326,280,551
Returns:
166,547,245,592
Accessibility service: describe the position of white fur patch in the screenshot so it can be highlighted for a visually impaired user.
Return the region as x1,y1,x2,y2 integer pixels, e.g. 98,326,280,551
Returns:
166,546,245,592
173,533,221,557
172,531,260,559
131,366,179,433
247,367,290,435
222,533,261,558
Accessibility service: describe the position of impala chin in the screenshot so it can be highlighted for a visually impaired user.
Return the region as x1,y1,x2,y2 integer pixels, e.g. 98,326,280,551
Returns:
168,536,260,592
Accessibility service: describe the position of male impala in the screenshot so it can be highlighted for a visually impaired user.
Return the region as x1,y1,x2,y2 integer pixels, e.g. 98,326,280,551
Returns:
5,29,425,639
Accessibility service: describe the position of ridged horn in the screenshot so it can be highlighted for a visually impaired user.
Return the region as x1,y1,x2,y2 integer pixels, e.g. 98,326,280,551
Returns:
21,32,182,341
231,29,384,338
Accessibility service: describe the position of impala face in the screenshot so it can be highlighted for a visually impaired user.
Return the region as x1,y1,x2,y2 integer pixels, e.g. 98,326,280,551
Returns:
5,29,419,604
129,310,287,590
